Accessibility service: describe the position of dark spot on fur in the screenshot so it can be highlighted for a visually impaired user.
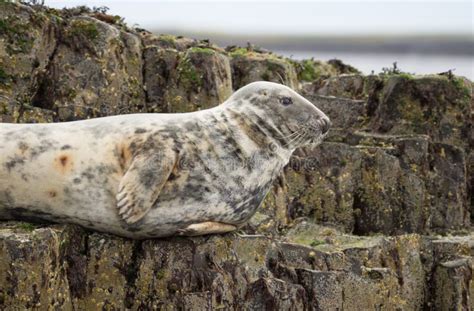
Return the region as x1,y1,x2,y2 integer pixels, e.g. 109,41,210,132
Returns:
48,190,57,198
61,145,72,150
73,178,81,184
81,171,95,180
59,155,68,166
168,173,177,181
4,156,25,172
135,128,147,134
18,142,29,154
139,168,156,188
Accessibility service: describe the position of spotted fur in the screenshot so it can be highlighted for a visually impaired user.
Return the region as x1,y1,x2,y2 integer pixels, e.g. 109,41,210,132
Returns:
0,82,330,239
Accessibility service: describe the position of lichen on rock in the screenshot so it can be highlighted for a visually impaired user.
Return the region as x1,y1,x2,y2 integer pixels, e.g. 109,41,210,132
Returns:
0,2,472,309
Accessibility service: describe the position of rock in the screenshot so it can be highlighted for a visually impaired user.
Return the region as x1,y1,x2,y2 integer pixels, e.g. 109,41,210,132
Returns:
0,2,473,309
301,95,368,140
305,73,472,146
302,74,381,100
143,45,232,113
432,258,473,310
0,2,59,122
31,16,146,121
293,59,360,83
0,223,72,309
254,133,468,236
244,278,306,310
0,221,471,309
229,48,298,90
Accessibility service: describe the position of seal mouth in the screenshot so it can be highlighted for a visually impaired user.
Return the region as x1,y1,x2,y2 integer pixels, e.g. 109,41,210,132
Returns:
318,118,331,135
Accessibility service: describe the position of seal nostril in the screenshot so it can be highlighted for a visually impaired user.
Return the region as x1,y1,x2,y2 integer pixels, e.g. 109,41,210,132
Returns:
321,118,331,134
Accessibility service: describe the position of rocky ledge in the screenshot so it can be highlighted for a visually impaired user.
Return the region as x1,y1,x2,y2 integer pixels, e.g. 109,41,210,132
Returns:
0,2,473,310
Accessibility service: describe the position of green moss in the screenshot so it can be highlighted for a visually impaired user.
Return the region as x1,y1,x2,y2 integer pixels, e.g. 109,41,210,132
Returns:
229,47,249,57
189,47,216,56
298,59,319,82
397,73,415,80
0,102,9,114
156,269,166,280
158,34,176,44
68,19,99,41
177,54,202,89
15,222,37,232
399,98,425,126
451,76,471,100
0,67,11,85
310,239,326,247
0,16,34,54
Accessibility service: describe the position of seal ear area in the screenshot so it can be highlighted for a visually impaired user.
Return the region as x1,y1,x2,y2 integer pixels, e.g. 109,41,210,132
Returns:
116,150,178,224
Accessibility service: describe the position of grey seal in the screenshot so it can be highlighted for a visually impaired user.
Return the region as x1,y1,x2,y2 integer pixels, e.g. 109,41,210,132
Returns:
0,81,330,239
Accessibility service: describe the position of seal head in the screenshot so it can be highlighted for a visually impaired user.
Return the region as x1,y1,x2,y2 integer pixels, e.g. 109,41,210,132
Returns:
224,81,331,151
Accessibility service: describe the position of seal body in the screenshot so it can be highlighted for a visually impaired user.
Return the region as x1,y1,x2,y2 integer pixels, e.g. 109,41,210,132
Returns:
0,82,330,238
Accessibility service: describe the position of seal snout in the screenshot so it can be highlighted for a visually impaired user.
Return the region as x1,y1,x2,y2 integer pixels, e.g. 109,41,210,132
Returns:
318,117,331,135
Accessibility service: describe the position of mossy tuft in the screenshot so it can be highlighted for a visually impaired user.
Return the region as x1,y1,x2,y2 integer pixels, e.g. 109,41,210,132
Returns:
228,47,250,57
189,47,216,56
177,54,202,89
68,19,99,41
298,59,319,82
15,222,37,232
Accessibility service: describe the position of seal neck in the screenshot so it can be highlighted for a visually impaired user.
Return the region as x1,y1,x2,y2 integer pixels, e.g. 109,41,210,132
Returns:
220,104,295,158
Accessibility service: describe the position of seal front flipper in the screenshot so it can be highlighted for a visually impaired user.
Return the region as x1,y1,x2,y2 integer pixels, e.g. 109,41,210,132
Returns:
116,150,178,224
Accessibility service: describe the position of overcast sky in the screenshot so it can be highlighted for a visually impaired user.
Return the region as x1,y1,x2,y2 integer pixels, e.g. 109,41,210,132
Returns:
45,0,473,36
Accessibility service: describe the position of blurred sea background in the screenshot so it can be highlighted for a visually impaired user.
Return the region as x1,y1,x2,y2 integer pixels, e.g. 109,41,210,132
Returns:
47,0,473,79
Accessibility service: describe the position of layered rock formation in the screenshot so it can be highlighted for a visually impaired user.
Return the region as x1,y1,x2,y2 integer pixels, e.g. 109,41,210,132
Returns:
1,2,472,309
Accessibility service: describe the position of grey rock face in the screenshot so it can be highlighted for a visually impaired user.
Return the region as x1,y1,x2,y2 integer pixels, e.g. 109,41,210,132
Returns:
0,2,472,309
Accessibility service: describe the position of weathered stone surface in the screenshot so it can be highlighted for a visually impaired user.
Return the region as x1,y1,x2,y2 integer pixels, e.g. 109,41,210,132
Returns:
32,16,146,121
432,258,473,310
0,1,59,122
229,48,298,90
0,2,472,309
253,133,469,236
293,58,360,83
0,223,71,309
143,45,232,113
302,73,380,99
1,222,470,310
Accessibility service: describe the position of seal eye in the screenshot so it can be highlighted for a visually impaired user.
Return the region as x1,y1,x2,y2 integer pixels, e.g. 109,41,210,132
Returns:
280,97,293,106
